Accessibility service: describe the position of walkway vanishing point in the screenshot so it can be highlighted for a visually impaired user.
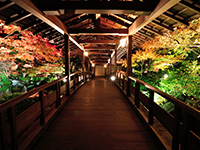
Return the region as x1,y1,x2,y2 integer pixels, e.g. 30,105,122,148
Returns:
32,77,159,150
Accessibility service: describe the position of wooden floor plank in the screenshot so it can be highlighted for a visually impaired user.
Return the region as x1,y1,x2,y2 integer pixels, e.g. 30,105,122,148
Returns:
32,78,160,150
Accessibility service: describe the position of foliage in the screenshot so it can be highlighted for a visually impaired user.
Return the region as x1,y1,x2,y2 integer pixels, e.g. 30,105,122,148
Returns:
122,18,200,110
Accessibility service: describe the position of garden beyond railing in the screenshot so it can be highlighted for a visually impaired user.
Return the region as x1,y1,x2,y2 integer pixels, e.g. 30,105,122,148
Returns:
0,71,92,150
116,71,200,150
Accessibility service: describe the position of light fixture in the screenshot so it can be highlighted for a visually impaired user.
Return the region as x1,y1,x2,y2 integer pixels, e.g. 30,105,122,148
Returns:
104,65,107,68
164,74,169,79
84,51,88,56
119,38,127,47
63,78,67,83
92,63,95,67
111,76,116,81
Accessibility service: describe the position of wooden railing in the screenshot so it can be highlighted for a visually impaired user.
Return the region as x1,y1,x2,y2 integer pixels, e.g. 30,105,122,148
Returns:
0,72,92,150
116,71,200,150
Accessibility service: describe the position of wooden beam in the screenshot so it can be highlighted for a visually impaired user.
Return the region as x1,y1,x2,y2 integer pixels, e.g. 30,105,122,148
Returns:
12,0,83,51
162,12,189,26
89,52,111,55
37,1,159,15
78,40,118,44
68,28,128,36
126,35,132,96
143,26,163,35
90,56,110,59
179,1,200,14
137,31,154,39
84,46,115,50
151,20,173,31
101,14,130,27
133,34,148,42
6,13,32,25
128,0,181,35
0,2,15,11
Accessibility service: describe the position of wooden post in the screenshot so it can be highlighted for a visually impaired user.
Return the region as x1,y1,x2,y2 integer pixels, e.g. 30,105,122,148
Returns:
82,50,85,82
109,57,112,74
56,82,61,107
181,112,190,150
135,82,140,108
0,112,8,150
64,34,70,96
172,106,182,150
114,49,117,73
126,35,132,97
8,107,18,150
88,60,90,72
149,90,154,125
39,90,45,125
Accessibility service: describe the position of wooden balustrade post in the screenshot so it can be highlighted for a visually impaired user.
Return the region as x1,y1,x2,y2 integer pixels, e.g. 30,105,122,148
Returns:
39,90,45,125
114,49,117,74
172,106,182,150
122,75,125,90
56,82,61,107
73,75,76,90
0,112,8,150
149,90,154,125
135,82,140,108
8,107,18,150
64,34,70,96
126,35,132,97
82,51,86,82
181,112,191,150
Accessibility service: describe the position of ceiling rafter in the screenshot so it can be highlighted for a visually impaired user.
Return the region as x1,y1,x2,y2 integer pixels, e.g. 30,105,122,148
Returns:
63,14,87,24
0,1,15,11
77,39,118,44
179,1,200,14
137,31,154,39
101,14,130,28
68,28,128,35
84,46,115,50
66,14,94,28
37,1,160,15
6,13,32,25
151,20,173,31
162,12,189,26
21,20,42,31
143,26,163,35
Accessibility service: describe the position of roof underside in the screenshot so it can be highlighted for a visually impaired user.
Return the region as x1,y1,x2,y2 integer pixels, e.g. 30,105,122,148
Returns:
0,0,200,65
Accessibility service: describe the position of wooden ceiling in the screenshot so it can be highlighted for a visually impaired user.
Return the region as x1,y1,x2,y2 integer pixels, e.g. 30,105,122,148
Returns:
0,0,200,65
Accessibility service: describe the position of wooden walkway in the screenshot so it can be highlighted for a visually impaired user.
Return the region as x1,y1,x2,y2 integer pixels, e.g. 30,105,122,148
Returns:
32,77,160,150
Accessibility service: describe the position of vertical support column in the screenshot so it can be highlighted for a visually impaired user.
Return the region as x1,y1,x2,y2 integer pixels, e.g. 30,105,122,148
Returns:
8,107,18,150
114,49,117,73
0,112,8,150
149,90,154,125
39,90,45,125
82,50,85,82
88,60,90,72
109,57,112,74
126,35,132,97
64,34,70,96
172,106,182,150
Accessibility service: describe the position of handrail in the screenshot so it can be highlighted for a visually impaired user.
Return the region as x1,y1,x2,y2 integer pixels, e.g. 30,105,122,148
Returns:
128,76,200,119
116,71,200,150
0,71,92,150
0,76,69,112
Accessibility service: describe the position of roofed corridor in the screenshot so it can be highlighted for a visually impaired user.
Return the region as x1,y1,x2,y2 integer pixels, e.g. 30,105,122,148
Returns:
32,77,159,150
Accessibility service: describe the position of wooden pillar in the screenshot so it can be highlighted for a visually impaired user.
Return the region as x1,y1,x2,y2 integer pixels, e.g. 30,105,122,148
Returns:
126,35,132,97
114,49,117,73
88,60,90,72
109,57,112,74
64,34,70,96
82,51,85,81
